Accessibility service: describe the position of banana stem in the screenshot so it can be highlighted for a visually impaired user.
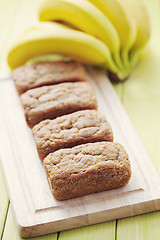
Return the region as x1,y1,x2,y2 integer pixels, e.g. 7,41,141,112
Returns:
113,51,125,70
121,48,131,69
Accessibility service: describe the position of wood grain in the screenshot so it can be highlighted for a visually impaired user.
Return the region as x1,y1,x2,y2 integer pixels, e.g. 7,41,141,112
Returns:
0,68,160,238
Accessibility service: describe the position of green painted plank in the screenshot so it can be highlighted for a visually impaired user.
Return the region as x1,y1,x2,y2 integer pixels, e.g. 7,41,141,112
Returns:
117,0,160,239
117,212,160,240
121,45,160,172
2,207,57,240
121,0,160,172
59,221,116,240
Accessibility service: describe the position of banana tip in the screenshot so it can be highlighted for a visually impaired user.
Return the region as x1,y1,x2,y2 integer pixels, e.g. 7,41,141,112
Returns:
107,71,129,83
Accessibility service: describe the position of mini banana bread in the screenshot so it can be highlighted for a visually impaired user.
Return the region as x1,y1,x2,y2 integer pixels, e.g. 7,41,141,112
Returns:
32,110,113,160
12,60,86,95
43,142,131,200
20,82,97,128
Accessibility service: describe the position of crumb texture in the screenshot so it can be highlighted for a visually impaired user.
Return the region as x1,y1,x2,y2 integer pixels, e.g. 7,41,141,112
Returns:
43,142,131,200
20,82,97,128
32,110,113,160
12,60,86,94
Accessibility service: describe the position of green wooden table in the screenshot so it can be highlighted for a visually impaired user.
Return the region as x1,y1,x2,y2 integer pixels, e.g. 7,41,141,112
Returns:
0,0,160,239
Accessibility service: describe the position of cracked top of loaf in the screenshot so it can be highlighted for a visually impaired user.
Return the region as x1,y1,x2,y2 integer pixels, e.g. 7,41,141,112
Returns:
32,110,113,160
44,142,131,181
12,60,86,94
20,81,97,127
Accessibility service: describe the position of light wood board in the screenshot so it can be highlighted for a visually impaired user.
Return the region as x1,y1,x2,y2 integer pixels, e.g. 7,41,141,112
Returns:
0,67,160,238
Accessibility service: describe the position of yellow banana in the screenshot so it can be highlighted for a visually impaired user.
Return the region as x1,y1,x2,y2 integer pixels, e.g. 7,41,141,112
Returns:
7,22,118,72
127,0,150,66
7,1,150,82
87,0,137,68
38,0,123,69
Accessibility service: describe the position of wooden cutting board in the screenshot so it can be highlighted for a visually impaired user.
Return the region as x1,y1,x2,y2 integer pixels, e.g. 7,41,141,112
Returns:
0,67,160,238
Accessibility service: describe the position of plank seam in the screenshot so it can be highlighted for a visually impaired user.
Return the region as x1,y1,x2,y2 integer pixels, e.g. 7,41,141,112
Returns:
115,220,118,240
57,232,60,240
0,202,10,240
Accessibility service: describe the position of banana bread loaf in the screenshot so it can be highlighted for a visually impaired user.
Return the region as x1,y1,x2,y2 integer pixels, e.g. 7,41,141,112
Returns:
12,60,86,95
20,82,97,128
32,110,113,160
43,142,131,200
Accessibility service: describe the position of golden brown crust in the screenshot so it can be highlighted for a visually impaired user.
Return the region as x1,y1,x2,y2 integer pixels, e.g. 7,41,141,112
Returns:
32,110,113,160
20,82,97,128
12,60,86,95
43,142,131,200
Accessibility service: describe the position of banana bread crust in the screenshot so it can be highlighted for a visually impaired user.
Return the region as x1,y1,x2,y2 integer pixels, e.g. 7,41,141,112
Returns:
20,82,97,128
32,110,113,160
43,142,131,200
12,60,86,95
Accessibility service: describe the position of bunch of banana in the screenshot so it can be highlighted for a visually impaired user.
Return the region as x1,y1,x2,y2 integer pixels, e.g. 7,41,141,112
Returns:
7,22,118,73
7,0,150,82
